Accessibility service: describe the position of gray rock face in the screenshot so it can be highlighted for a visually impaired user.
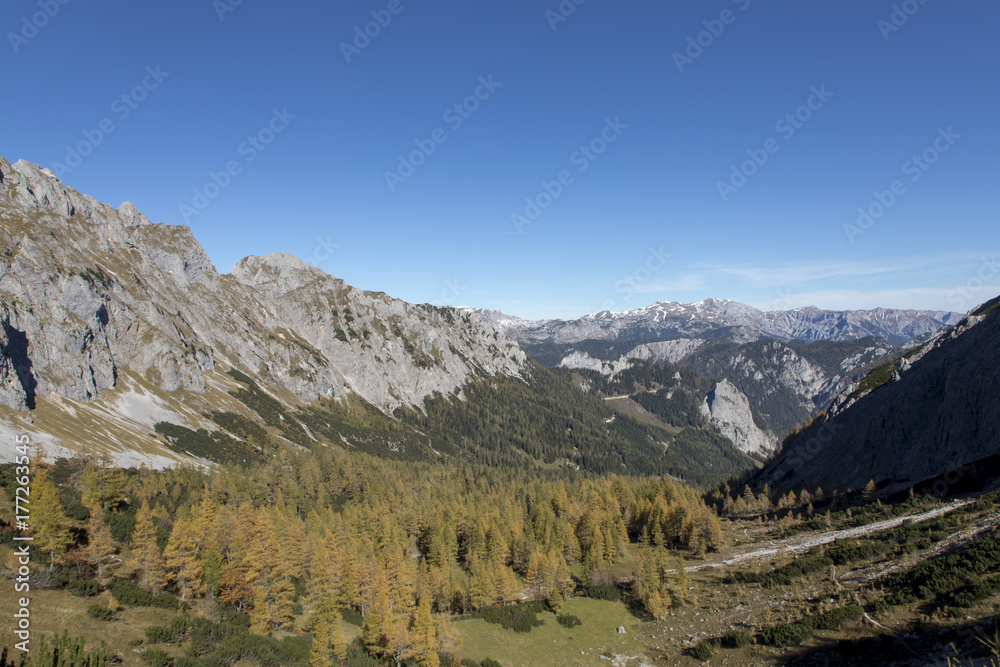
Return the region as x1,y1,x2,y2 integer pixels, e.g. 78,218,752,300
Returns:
757,299,1000,494
0,158,526,417
625,339,709,365
700,379,776,456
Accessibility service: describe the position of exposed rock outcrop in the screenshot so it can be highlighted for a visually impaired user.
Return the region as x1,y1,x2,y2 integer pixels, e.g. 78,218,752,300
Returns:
700,379,776,456
756,298,1000,494
0,158,526,418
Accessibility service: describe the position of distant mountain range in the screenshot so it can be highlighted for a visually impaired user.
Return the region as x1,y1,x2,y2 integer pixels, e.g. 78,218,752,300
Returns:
469,301,962,456
471,299,962,348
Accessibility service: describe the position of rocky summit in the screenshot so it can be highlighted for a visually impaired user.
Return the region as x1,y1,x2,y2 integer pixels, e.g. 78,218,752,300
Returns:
0,158,525,465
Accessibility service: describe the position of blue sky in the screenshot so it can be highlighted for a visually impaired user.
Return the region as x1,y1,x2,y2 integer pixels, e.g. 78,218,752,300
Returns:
4,0,998,319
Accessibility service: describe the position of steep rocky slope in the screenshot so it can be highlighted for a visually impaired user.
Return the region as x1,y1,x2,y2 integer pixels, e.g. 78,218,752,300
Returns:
0,158,753,482
0,158,525,464
755,297,1000,495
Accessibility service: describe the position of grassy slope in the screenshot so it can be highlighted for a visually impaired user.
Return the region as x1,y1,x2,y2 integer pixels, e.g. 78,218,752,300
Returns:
456,598,647,667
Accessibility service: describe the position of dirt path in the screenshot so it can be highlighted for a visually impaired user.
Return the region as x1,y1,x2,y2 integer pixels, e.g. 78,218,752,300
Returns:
690,499,974,573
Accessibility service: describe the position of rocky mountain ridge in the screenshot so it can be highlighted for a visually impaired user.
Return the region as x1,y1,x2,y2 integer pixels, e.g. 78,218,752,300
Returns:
755,296,1000,495
473,298,961,348
0,158,525,464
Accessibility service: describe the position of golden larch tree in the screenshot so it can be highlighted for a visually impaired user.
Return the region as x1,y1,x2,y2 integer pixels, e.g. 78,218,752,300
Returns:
164,517,205,600
131,498,166,594
32,467,73,570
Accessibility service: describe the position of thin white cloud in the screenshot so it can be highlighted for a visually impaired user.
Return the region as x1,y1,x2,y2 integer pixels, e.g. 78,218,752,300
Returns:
748,286,1000,313
702,252,987,288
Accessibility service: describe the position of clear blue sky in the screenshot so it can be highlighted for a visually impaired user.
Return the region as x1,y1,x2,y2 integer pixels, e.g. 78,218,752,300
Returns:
5,0,998,319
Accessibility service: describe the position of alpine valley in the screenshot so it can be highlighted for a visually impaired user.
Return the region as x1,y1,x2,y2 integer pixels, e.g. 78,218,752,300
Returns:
3,158,1000,667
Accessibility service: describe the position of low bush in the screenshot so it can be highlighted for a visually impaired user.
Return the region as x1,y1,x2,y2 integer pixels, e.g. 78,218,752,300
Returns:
759,622,813,647
469,602,546,634
85,604,115,621
952,575,1000,607
867,598,891,616
726,555,833,587
68,575,103,597
690,639,717,659
145,617,187,645
804,605,863,630
110,580,178,610
556,613,581,628
721,629,753,648
140,648,172,667
587,584,621,602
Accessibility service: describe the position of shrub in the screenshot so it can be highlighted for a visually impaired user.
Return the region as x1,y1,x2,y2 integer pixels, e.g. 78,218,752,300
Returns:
105,507,137,544
110,580,179,610
470,602,546,634
952,575,1000,607
867,598,891,616
481,660,503,667
690,639,717,659
145,626,174,644
759,622,813,647
587,584,621,602
556,613,582,628
726,555,833,587
85,604,115,621
68,574,103,597
805,605,863,630
140,648,173,667
721,629,753,648
145,617,187,645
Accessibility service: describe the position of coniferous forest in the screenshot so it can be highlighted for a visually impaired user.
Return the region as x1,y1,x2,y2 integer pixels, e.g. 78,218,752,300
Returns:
0,444,722,666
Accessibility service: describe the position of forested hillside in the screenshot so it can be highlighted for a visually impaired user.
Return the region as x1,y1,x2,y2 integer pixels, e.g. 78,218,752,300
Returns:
0,446,722,665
